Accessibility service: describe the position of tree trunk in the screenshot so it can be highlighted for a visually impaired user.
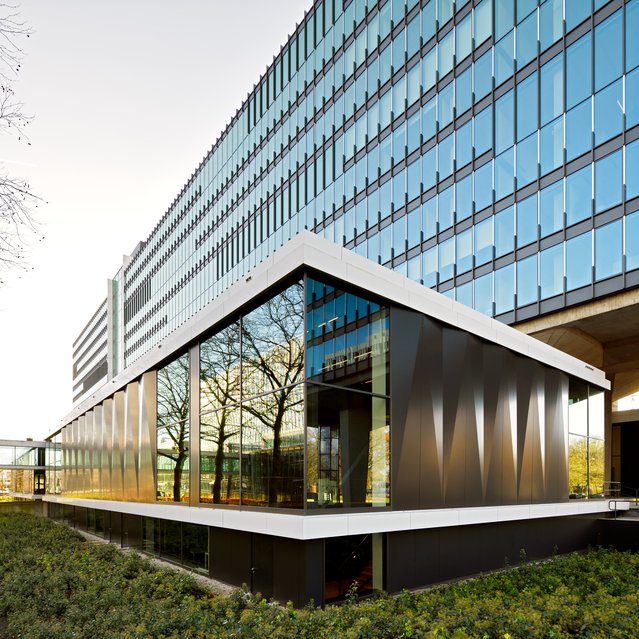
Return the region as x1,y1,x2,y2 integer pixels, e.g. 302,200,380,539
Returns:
173,452,185,502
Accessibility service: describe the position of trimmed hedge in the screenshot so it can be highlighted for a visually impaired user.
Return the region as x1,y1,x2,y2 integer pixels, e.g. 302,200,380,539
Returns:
0,513,637,638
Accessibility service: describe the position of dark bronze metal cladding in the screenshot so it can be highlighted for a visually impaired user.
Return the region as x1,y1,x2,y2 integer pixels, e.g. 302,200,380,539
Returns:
391,308,569,511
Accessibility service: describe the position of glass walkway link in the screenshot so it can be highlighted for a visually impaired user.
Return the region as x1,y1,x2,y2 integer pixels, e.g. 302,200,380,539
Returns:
0,440,47,500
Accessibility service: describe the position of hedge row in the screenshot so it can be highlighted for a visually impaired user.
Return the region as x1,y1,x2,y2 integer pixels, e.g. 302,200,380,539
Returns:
0,513,637,638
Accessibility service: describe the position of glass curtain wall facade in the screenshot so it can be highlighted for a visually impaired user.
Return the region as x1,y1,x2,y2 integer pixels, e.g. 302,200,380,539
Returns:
118,0,639,370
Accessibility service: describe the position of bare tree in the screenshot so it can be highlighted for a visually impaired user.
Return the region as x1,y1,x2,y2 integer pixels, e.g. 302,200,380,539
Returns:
0,4,41,279
157,353,190,502
200,322,242,504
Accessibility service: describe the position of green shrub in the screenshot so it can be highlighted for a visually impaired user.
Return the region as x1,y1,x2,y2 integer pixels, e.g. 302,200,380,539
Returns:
0,513,638,638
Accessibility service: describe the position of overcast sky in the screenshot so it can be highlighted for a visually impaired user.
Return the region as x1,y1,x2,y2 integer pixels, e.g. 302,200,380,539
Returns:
0,0,314,440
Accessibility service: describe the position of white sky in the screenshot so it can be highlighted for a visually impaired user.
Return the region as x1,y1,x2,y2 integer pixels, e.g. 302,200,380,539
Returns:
0,0,314,440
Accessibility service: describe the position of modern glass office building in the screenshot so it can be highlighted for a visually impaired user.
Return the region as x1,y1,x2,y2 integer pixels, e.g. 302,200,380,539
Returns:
51,0,637,604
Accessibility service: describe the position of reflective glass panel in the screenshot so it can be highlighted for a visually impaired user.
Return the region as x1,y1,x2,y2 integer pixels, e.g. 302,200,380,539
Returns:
494,263,515,314
516,193,538,248
626,211,639,271
495,205,514,257
540,243,564,299
242,281,305,398
540,179,564,238
566,165,592,226
474,271,493,315
566,232,592,291
595,10,622,91
594,79,623,145
566,99,592,162
241,385,304,508
595,150,622,214
595,220,622,280
157,353,190,503
307,385,389,509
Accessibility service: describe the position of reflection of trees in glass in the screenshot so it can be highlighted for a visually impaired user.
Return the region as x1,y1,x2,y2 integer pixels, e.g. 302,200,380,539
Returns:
569,435,588,497
157,353,190,502
589,438,605,496
200,323,241,504
241,282,305,507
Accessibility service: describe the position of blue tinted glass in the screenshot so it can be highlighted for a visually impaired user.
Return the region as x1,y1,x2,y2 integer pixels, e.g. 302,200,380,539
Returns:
566,34,592,110
379,89,392,129
540,243,564,299
393,170,406,210
380,224,392,262
456,281,473,307
540,179,564,238
495,90,514,154
439,236,455,281
516,133,538,189
456,13,473,61
517,193,538,247
439,30,454,77
380,135,392,175
474,161,493,210
517,254,538,305
495,31,515,86
422,97,437,141
422,146,437,190
380,179,392,219
407,206,421,249
407,15,420,59
517,0,536,21
392,75,406,115
566,0,590,31
457,228,473,273
407,64,421,106
393,29,406,71
517,12,538,69
407,255,421,281
379,44,392,85
422,245,438,285
456,68,472,116
540,117,564,176
628,0,639,72
566,165,592,226
540,54,563,125
438,134,454,179
474,272,494,316
495,148,515,201
407,112,421,155
627,139,639,200
439,185,454,230
566,231,592,290
456,174,473,221
494,263,515,314
407,159,421,202
495,205,514,257
540,0,563,51
474,217,493,265
517,71,538,140
422,47,437,92
456,121,473,169
595,220,622,279
422,196,437,238
595,150,622,214
393,122,406,163
627,211,639,271
566,99,592,162
421,0,436,41
474,105,493,156
393,216,407,254
594,79,623,145
626,68,639,129
474,0,492,45
495,0,514,40
474,50,493,100
438,81,454,128
392,0,406,26
595,10,622,91
438,0,453,25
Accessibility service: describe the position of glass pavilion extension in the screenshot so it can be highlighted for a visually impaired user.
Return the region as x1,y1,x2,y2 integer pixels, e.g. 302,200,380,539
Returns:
40,0,639,605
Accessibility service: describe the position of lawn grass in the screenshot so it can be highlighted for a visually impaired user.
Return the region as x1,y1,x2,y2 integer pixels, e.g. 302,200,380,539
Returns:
0,513,637,638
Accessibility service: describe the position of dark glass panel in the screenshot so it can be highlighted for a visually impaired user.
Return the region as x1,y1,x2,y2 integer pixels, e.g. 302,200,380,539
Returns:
325,534,373,602
241,384,305,508
307,384,389,509
157,353,190,502
182,523,208,573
